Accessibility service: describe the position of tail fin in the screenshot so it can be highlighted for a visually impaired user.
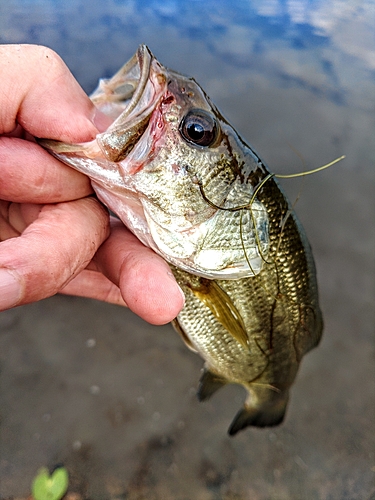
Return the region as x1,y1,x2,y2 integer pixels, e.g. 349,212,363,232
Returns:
228,389,289,436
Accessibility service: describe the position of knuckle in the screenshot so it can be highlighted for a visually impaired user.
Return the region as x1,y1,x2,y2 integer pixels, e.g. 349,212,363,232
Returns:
33,45,63,66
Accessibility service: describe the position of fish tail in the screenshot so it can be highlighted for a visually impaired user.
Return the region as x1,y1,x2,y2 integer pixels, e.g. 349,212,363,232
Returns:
228,388,289,436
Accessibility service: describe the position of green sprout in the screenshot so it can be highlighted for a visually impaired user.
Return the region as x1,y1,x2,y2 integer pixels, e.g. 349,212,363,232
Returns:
31,466,69,500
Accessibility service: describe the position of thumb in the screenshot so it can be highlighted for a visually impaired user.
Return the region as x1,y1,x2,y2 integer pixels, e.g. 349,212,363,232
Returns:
0,44,109,142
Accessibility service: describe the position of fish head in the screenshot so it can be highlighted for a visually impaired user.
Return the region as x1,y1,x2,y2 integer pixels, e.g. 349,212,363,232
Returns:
41,45,270,279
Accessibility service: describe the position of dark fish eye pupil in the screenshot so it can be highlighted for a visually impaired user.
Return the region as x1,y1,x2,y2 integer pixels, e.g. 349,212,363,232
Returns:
187,123,205,141
180,109,218,147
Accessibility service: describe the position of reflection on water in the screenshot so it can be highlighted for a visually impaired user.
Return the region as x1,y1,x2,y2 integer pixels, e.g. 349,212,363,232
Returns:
1,0,374,107
0,1,374,499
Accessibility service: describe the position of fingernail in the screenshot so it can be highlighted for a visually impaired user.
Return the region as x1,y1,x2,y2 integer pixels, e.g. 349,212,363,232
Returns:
167,271,185,308
0,269,22,310
92,109,113,133
177,283,186,308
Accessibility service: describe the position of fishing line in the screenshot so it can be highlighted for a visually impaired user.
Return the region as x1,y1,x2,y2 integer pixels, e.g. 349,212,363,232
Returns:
198,155,345,259
274,155,345,179
197,155,346,312
198,155,345,212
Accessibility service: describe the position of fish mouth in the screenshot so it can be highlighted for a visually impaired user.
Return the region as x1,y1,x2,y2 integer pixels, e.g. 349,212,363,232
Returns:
92,44,168,162
39,45,168,162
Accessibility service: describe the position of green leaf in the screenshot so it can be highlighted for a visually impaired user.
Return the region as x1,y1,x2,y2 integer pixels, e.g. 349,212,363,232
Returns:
31,466,69,500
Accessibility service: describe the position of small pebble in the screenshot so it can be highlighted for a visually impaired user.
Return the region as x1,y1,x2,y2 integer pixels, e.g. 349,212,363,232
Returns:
72,440,82,451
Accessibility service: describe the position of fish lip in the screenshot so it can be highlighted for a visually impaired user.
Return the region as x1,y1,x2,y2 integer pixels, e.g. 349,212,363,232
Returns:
90,44,153,116
92,45,169,162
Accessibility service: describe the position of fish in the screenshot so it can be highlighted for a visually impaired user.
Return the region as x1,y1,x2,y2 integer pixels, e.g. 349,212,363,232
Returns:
40,45,323,435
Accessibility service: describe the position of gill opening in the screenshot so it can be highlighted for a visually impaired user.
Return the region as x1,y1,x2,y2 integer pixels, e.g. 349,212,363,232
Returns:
198,155,345,271
198,155,345,214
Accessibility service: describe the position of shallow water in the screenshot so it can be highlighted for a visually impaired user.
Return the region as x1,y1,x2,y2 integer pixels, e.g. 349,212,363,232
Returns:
1,1,374,498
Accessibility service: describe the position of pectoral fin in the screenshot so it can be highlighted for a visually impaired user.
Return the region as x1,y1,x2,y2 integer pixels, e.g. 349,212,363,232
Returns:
189,279,249,349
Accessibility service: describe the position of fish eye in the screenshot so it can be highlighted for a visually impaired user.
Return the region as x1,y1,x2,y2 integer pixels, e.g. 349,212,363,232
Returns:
179,109,218,147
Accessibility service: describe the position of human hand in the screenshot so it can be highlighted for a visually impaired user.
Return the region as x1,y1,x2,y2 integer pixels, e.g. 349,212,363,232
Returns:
0,44,184,325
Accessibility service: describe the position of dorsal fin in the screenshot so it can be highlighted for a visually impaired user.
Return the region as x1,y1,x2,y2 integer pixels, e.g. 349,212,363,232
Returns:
197,368,227,401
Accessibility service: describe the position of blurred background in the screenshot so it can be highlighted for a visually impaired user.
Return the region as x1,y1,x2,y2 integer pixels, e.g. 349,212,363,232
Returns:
0,1,374,498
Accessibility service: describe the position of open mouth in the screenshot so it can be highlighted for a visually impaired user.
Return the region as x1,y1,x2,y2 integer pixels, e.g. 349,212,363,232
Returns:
92,44,168,162
39,45,168,163
91,44,154,114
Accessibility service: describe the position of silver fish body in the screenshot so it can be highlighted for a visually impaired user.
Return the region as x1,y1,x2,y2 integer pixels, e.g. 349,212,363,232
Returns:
41,45,323,435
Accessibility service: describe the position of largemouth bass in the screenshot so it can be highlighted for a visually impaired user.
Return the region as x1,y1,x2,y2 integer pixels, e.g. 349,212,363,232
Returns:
41,45,323,435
